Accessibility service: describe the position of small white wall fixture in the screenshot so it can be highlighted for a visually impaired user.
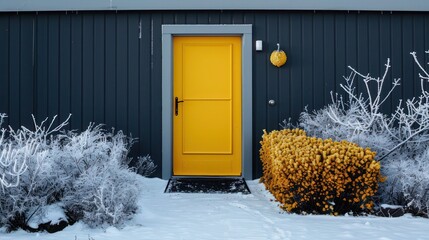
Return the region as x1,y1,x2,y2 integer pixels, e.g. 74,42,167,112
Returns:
255,40,263,51
161,24,253,180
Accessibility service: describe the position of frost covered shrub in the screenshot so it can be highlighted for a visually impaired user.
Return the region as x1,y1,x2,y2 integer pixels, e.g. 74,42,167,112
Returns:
0,114,154,231
297,104,395,158
0,115,68,231
297,51,429,216
53,123,132,181
131,155,157,177
382,149,429,216
58,124,141,227
260,129,383,215
64,165,139,227
0,113,28,189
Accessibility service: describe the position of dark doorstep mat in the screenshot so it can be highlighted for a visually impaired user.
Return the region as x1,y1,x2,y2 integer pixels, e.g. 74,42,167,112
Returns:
164,178,251,194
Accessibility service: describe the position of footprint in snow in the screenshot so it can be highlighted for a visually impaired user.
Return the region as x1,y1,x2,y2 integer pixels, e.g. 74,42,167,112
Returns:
228,202,249,210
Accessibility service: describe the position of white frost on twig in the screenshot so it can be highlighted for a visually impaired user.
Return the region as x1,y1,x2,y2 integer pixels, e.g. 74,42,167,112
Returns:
324,54,429,161
298,51,429,213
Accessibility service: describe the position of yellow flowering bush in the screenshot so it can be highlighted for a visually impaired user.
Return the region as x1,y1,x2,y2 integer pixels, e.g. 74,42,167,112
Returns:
260,129,385,215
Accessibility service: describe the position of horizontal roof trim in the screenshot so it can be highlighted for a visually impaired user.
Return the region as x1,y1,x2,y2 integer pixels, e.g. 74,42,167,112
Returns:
1,0,429,12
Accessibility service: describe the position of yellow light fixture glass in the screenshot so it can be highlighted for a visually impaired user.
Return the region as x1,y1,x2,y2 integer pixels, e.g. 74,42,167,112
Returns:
270,43,287,67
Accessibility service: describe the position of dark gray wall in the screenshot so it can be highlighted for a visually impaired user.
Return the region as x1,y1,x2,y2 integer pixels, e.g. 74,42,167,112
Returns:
1,11,428,178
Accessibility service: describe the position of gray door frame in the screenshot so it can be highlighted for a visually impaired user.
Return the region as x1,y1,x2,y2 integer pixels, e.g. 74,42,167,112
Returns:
161,24,253,179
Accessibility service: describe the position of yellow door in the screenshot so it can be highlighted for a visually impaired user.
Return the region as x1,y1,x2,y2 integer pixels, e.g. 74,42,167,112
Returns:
173,36,242,176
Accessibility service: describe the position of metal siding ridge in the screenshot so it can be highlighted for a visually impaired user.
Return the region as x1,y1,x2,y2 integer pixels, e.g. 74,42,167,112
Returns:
1,0,429,12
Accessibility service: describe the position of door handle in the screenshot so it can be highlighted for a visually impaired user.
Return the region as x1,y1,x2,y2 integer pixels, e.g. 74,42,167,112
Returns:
175,97,184,116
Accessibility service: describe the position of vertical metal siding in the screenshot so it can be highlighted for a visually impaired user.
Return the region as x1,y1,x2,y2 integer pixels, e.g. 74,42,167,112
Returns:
47,15,59,127
59,14,72,125
379,15,392,114
313,14,325,110
8,15,20,127
0,11,428,178
251,12,267,177
82,14,95,127
0,16,9,123
127,13,140,157
104,14,116,131
139,13,152,165
70,14,83,130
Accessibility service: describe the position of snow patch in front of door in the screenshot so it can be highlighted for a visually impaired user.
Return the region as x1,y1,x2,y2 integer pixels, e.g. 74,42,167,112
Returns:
2,177,428,240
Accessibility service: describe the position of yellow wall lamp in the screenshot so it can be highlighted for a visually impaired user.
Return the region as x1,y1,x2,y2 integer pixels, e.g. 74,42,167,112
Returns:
270,43,287,67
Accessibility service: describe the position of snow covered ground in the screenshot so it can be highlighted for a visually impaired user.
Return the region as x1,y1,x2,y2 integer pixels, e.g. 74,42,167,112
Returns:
1,177,428,240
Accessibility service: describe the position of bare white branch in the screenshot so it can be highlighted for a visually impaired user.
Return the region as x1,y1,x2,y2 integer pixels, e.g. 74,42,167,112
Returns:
298,50,429,215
